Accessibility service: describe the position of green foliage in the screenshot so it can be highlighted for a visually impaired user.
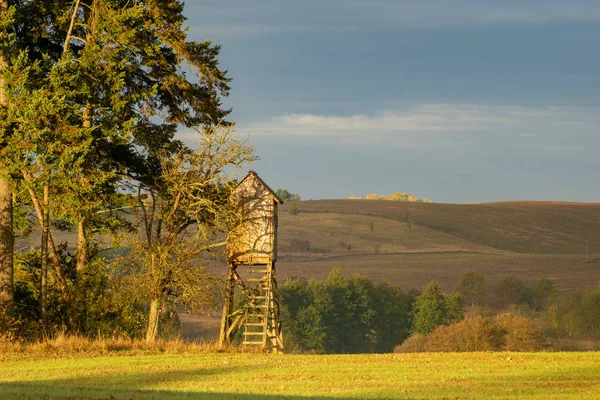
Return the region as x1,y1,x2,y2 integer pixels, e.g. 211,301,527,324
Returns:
532,278,557,311
0,1,238,340
367,220,375,232
411,281,464,335
411,282,446,335
560,285,600,340
10,248,147,339
371,282,414,352
280,269,413,353
276,188,301,202
444,292,465,324
126,126,254,340
455,272,487,309
495,275,526,307
288,203,299,216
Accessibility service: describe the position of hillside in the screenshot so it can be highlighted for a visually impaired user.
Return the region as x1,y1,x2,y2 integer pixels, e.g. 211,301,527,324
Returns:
275,200,600,292
282,200,600,254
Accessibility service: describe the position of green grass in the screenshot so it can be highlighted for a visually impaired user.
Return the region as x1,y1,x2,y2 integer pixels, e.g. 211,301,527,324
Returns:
1,352,599,399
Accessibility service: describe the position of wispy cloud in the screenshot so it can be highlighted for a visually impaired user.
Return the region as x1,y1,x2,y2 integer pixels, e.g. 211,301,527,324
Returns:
188,0,600,37
229,104,600,151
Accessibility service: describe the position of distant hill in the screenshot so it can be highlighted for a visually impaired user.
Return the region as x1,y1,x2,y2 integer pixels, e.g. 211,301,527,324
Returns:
16,199,600,296
276,200,600,293
281,200,600,255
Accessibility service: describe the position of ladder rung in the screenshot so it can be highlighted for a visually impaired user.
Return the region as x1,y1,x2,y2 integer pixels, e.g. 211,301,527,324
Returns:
245,323,266,327
243,332,265,336
248,278,266,282
242,342,265,345
248,269,269,273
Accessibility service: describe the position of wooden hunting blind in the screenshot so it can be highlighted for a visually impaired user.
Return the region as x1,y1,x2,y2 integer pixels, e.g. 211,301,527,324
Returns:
218,171,284,352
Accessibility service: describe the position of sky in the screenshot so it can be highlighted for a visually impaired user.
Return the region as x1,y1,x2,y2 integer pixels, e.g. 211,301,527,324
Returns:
181,0,600,204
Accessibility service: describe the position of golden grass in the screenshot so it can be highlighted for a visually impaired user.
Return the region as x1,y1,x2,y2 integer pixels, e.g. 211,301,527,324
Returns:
0,334,259,360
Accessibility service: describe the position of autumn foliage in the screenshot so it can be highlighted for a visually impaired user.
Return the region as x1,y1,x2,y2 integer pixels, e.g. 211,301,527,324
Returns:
395,314,547,353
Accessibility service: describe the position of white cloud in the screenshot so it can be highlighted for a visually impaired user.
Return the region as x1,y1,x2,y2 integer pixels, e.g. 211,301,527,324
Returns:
229,104,600,151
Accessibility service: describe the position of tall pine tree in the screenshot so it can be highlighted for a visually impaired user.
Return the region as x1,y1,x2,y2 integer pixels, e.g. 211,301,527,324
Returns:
1,0,233,334
0,0,13,313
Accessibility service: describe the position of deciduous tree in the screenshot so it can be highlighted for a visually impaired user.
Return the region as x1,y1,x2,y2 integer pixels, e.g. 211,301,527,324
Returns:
126,125,255,341
455,272,487,311
495,275,526,307
412,281,464,335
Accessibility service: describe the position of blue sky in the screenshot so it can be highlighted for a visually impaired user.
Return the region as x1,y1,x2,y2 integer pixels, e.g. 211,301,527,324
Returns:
181,1,600,203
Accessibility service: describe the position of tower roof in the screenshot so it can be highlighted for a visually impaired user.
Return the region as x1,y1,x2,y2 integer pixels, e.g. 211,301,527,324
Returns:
236,170,284,204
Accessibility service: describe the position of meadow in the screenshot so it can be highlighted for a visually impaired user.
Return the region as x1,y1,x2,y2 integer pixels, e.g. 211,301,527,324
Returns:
0,349,599,399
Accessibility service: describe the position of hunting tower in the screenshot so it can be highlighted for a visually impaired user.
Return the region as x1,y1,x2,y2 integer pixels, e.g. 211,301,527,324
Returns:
218,171,284,352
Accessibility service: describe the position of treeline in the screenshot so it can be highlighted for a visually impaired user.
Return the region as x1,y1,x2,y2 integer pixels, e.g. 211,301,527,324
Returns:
455,273,600,343
280,269,600,353
348,192,432,203
280,268,414,353
275,188,301,203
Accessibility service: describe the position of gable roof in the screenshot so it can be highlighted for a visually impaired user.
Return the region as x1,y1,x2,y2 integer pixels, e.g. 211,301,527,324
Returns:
236,170,284,204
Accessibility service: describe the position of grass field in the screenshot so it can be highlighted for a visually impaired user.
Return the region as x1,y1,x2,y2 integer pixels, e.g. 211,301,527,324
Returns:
1,351,599,399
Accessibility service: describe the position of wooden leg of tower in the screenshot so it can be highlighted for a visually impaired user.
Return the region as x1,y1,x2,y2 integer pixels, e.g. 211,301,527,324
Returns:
270,262,284,353
219,265,236,348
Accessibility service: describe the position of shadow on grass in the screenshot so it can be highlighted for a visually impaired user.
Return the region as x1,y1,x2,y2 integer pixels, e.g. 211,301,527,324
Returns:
0,363,392,400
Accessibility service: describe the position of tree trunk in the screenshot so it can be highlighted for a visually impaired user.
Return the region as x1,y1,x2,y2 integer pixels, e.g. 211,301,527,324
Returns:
0,0,14,312
146,296,161,342
0,178,13,311
73,217,89,333
76,217,88,275
76,105,92,277
22,173,68,294
40,184,49,329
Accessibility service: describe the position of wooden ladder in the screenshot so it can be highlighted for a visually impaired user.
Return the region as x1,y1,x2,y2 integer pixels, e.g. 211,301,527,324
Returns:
242,264,271,346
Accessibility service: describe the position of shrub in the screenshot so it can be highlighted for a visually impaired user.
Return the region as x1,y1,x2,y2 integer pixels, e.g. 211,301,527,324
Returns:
289,239,310,252
493,313,547,351
394,333,427,353
424,316,500,352
395,314,546,353
288,203,299,216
